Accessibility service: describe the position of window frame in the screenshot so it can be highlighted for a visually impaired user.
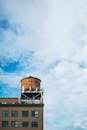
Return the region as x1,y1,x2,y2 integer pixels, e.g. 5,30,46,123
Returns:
22,111,29,117
11,121,19,127
2,111,9,117
31,111,39,117
2,121,9,127
11,111,18,117
22,121,29,127
31,121,38,127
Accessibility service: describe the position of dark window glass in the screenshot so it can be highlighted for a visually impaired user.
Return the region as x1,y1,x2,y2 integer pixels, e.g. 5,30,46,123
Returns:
31,122,38,127
2,121,9,127
31,111,39,117
11,121,18,127
11,111,18,117
22,121,29,127
22,111,29,117
2,111,9,117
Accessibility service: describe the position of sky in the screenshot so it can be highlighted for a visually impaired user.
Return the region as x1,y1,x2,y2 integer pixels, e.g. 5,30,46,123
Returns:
0,0,87,129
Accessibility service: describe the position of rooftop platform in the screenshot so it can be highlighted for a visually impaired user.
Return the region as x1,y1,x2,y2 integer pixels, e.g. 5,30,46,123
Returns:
0,98,19,104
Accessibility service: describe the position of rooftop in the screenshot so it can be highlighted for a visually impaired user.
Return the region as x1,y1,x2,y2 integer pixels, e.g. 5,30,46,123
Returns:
0,98,19,104
21,76,41,82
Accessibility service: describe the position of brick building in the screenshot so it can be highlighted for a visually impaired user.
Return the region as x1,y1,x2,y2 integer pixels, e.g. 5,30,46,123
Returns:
0,76,44,130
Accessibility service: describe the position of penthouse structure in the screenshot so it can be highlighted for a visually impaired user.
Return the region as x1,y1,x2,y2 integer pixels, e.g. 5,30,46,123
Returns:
0,76,44,130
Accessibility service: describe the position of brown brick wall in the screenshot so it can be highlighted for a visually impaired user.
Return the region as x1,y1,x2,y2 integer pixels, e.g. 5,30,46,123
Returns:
0,98,19,104
0,104,43,130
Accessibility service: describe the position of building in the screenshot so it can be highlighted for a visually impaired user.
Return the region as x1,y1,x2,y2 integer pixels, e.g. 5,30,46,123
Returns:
0,76,44,130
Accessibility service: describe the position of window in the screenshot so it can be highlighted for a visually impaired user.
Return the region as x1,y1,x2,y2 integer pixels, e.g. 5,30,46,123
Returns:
11,111,18,117
31,111,39,117
31,122,38,127
22,111,29,117
22,121,29,127
2,121,9,127
2,111,9,117
11,121,18,127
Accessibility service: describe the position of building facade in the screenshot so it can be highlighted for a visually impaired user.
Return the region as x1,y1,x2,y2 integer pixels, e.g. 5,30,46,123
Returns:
0,76,44,130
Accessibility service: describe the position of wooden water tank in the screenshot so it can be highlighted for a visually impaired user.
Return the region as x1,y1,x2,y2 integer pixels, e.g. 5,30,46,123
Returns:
21,76,41,90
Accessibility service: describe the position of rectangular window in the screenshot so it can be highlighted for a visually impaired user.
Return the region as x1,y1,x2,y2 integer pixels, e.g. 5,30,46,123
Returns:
22,121,29,127
2,121,9,127
22,111,29,117
11,111,18,117
2,111,9,117
11,121,18,127
31,111,39,117
31,122,38,127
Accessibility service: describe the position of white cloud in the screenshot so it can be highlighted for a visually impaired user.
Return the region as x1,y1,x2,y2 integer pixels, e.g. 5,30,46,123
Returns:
0,0,87,130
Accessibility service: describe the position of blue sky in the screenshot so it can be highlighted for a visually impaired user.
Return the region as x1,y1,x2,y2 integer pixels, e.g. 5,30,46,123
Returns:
0,0,87,129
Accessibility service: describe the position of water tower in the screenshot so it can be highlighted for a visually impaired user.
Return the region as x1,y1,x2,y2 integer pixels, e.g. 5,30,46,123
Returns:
20,76,43,104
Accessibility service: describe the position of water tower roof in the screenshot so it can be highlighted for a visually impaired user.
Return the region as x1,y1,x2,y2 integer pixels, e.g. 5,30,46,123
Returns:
21,76,41,82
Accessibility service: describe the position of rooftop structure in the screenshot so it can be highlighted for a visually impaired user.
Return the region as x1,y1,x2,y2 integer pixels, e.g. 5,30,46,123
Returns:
0,76,44,130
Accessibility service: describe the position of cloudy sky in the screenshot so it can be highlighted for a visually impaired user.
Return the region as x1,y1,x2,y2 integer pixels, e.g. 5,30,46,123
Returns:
0,0,87,129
